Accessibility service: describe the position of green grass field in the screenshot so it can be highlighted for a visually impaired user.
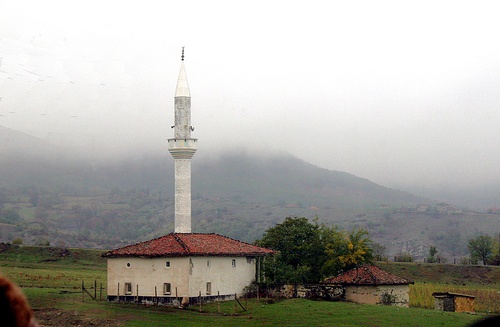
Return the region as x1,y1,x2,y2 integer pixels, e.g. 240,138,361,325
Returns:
17,289,487,327
1,245,498,327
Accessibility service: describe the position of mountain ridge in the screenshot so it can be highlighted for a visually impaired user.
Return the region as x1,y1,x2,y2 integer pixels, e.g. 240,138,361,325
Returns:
0,125,431,208
1,126,498,260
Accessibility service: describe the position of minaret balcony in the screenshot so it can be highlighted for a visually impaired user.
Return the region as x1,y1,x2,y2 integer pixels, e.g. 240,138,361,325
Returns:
168,138,198,159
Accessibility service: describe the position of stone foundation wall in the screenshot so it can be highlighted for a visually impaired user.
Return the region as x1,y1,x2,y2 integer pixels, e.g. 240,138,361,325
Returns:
271,284,344,301
107,293,235,307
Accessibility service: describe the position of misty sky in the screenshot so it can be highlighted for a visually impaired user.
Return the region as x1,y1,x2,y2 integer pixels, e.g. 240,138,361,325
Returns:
1,0,499,191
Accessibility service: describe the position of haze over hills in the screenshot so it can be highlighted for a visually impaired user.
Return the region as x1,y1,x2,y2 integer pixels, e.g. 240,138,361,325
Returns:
1,124,429,208
194,151,431,209
1,125,499,260
1,125,497,210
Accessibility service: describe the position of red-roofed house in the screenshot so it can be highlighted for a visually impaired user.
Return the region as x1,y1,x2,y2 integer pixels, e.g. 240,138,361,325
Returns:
102,233,273,305
323,265,412,307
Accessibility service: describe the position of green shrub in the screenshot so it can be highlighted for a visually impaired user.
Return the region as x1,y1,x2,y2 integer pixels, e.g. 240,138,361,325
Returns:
12,238,23,245
381,291,397,305
394,252,413,262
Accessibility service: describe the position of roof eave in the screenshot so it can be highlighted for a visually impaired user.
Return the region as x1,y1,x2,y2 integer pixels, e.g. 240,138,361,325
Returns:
103,252,273,258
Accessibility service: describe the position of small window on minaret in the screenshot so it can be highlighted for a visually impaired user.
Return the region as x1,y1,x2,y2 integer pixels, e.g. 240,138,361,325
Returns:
166,261,171,268
207,260,211,267
231,259,236,267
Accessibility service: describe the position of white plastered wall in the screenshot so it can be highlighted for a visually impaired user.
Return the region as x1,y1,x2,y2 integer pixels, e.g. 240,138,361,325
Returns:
345,284,409,307
106,256,258,298
188,256,256,297
173,158,192,233
106,257,190,297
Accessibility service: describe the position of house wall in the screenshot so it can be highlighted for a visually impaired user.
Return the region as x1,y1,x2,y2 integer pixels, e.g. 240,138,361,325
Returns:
434,295,474,312
106,257,190,298
454,296,475,312
377,285,410,307
106,256,258,300
434,297,454,311
274,284,344,301
345,285,409,307
189,256,256,297
345,285,378,305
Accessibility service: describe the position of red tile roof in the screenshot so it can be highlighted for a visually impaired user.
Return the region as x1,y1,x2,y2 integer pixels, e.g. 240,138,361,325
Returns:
323,265,411,285
102,233,274,258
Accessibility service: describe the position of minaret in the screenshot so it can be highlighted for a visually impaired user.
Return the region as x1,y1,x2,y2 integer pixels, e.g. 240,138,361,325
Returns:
168,47,197,233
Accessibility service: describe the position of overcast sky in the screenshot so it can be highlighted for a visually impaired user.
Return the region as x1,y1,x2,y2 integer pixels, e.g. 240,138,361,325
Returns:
1,0,499,191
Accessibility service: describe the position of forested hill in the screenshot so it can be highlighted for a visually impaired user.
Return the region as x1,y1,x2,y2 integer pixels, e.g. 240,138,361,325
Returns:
2,125,499,260
193,151,429,208
0,125,428,208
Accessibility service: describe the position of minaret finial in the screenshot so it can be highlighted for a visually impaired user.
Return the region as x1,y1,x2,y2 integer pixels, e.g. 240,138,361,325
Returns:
181,47,185,61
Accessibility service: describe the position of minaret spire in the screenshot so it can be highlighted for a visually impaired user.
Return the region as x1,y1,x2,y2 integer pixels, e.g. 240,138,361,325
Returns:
168,47,197,233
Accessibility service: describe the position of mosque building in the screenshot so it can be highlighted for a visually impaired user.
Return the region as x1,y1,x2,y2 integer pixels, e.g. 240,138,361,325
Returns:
103,49,272,305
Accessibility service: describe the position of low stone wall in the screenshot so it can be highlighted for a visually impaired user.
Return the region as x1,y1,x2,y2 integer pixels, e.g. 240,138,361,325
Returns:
271,284,344,301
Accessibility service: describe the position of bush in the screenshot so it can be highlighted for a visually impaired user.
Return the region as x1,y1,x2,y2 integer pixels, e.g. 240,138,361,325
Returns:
35,237,50,247
381,291,397,305
394,252,413,262
437,255,448,264
12,238,22,245
1,208,21,223
458,257,470,265
243,282,259,298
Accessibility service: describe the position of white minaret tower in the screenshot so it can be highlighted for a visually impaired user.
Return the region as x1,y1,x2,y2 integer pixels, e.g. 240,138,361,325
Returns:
168,47,197,233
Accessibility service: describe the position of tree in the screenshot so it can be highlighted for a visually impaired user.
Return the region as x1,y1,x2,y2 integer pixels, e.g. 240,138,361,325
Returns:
468,235,493,265
371,243,387,261
12,238,23,245
257,217,324,284
442,230,464,256
257,217,375,284
427,246,438,263
490,234,500,266
394,252,413,262
0,208,21,224
320,225,346,277
324,227,373,275
28,186,39,207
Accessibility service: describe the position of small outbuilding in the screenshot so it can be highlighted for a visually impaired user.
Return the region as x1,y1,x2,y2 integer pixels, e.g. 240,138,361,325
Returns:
323,265,412,307
432,292,475,313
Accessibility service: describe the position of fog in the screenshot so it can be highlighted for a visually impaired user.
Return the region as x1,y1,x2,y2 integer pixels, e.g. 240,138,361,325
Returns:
1,1,499,198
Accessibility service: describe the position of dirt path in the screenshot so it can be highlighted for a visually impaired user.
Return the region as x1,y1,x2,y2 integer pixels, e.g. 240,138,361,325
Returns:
33,308,122,327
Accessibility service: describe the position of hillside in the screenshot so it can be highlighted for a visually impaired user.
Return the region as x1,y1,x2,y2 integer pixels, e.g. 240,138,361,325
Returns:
0,125,58,156
377,261,500,286
3,244,498,287
194,151,430,208
0,125,428,208
1,126,499,260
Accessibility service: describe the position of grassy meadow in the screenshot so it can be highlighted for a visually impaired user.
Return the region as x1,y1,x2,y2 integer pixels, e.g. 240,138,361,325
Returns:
378,261,500,313
1,245,498,326
410,283,500,313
